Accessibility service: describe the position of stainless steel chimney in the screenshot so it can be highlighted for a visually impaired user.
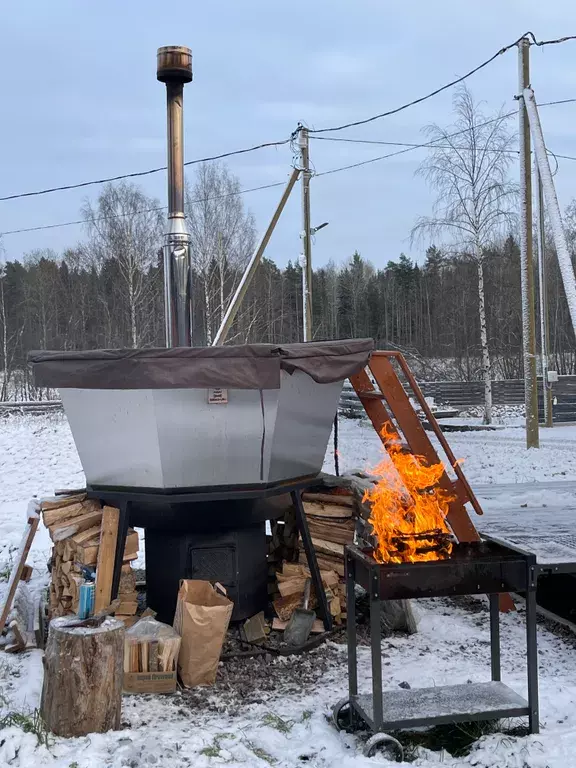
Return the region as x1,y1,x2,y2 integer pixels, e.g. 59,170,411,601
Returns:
157,46,193,347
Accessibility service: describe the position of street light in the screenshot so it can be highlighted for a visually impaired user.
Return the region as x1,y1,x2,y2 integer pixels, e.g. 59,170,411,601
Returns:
300,222,329,342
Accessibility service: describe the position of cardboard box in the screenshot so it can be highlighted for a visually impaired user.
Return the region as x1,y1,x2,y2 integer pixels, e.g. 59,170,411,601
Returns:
123,671,177,694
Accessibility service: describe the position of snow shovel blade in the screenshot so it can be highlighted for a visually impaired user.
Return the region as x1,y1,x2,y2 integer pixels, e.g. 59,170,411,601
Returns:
283,578,316,646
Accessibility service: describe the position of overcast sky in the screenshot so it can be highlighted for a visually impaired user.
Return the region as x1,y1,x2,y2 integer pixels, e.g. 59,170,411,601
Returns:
1,1,575,269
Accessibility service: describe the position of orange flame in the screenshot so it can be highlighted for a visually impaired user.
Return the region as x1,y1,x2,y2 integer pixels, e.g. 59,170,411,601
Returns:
364,425,454,564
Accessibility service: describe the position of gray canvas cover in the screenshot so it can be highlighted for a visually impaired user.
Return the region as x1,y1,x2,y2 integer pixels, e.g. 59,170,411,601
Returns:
29,339,373,390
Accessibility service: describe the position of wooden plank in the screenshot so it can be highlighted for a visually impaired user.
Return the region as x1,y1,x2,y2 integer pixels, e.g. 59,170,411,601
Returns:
306,520,354,545
75,543,99,566
0,510,40,637
349,367,401,442
50,509,103,542
119,569,137,594
309,537,344,558
72,525,102,546
281,563,305,577
273,592,317,621
299,552,345,576
20,564,33,582
140,640,149,673
94,506,119,613
42,499,101,528
148,640,159,672
40,494,86,512
278,577,307,598
272,617,324,634
124,529,139,555
304,502,353,519
302,493,354,508
9,619,26,651
117,589,138,602
115,601,138,615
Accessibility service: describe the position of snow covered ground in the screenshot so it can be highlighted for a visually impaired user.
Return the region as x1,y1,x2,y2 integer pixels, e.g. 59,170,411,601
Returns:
2,413,576,766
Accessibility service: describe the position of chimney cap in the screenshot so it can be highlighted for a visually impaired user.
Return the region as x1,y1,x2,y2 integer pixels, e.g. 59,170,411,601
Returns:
157,46,193,84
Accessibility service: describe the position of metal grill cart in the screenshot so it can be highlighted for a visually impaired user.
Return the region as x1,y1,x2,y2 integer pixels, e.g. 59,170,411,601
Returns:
333,539,539,760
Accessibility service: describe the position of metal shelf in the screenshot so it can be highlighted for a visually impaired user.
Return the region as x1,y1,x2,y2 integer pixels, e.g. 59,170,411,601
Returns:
352,682,529,732
342,542,540,737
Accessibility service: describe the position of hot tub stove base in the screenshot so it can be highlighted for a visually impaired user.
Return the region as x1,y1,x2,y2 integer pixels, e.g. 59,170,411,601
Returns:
87,476,333,627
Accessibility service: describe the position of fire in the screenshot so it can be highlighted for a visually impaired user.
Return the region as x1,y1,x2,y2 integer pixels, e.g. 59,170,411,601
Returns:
364,425,454,564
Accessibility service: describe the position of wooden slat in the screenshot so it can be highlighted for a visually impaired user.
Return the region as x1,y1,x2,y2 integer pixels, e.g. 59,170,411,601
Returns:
42,499,101,528
50,509,103,542
0,511,40,636
303,501,353,519
301,492,354,508
368,354,480,544
40,494,86,512
349,367,400,441
94,506,120,613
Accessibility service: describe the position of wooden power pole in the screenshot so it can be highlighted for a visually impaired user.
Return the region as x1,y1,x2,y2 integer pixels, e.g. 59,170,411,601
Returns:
299,127,313,341
518,37,539,448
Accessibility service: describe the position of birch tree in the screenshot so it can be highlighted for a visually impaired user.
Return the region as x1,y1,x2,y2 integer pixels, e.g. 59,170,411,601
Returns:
81,182,163,348
412,85,517,423
185,162,256,344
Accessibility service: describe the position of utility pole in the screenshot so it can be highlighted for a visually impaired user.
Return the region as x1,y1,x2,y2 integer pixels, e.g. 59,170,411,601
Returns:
518,37,539,448
299,127,313,342
535,164,553,427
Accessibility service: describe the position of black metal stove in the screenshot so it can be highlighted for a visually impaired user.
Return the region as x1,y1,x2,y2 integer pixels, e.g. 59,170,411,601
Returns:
334,538,539,757
88,477,333,628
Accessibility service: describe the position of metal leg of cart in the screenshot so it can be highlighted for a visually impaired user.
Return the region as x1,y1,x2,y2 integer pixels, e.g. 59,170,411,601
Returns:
370,594,383,730
346,553,358,724
526,568,540,734
489,593,501,682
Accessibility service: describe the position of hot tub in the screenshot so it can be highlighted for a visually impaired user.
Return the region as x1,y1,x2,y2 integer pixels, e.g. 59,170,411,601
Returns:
30,340,373,491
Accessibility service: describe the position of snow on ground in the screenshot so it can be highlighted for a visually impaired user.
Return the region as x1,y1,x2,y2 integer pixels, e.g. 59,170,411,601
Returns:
3,413,576,766
330,417,576,486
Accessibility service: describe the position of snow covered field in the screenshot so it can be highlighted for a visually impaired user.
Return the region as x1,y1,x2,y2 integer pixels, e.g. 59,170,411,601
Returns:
2,413,576,766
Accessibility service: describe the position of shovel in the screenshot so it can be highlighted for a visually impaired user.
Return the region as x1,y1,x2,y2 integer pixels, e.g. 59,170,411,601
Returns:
283,578,316,646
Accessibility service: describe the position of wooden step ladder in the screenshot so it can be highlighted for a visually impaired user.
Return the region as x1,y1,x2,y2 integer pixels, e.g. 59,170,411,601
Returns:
350,350,482,542
349,350,514,611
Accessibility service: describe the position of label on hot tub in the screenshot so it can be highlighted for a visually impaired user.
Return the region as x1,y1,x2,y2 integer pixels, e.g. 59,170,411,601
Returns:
208,388,228,404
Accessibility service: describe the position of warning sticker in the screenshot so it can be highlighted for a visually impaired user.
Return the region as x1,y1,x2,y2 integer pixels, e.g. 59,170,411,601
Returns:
208,388,228,404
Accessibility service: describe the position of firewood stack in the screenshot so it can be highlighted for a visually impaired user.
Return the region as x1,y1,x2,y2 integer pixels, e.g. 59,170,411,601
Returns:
270,487,357,626
273,562,345,625
41,494,139,621
298,490,356,578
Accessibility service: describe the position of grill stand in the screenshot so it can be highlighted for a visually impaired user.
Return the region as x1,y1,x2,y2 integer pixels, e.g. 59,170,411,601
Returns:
336,543,539,757
88,477,333,631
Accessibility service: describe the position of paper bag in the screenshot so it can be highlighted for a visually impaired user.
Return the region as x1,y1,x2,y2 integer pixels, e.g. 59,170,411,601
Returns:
173,580,233,687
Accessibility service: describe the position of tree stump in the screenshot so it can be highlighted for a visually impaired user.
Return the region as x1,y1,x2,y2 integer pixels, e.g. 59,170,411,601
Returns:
41,616,125,737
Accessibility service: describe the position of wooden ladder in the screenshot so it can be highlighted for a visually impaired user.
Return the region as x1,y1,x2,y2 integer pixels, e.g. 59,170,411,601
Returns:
350,350,482,542
349,350,515,611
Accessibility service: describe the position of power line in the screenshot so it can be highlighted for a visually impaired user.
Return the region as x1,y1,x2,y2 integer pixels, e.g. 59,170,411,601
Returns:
306,35,576,135
311,139,576,162
1,36,574,205
0,138,291,203
310,98,576,163
312,136,522,154
0,181,286,236
3,85,576,236
533,34,576,46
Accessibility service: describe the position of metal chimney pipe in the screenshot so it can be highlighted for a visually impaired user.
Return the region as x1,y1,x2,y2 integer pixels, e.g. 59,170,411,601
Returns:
157,46,193,347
